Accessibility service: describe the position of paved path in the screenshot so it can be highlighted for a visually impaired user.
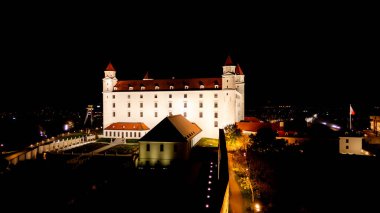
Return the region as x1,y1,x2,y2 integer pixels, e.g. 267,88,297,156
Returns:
228,153,245,213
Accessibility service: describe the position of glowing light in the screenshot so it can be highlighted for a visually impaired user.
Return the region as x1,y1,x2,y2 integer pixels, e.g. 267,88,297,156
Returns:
205,204,209,208
208,187,211,191
209,175,212,179
210,170,213,173
207,195,210,198
208,181,212,184
255,203,261,212
210,162,213,164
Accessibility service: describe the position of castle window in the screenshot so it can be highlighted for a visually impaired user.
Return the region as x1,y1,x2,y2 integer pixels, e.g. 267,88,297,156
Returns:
346,146,349,149
200,85,204,89
112,95,115,99
140,112,143,117
140,94,143,98
146,144,150,151
141,85,145,90
214,121,218,127
128,102,131,108
128,95,130,99
160,144,164,152
199,112,203,118
346,139,349,143
112,103,115,108
184,102,187,108
184,94,187,98
170,85,174,90
214,93,218,98
185,85,189,90
169,111,173,116
113,112,116,117
199,102,203,108
169,102,172,108
199,94,203,98
169,94,172,98
128,112,131,117
214,112,218,118
155,112,158,117
184,112,187,117
140,103,143,108
138,132,141,137
105,131,108,137
155,102,158,108
155,85,160,90
154,94,157,98
129,86,133,90
214,102,218,108
214,85,219,89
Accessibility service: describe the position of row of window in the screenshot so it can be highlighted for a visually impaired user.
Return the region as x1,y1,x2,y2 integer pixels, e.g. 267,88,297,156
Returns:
114,101,219,108
112,111,219,119
104,131,144,138
128,85,219,91
111,93,219,99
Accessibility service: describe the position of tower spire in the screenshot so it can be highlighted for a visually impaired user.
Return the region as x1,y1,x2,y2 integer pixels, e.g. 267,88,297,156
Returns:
105,62,116,71
224,55,234,66
235,64,244,75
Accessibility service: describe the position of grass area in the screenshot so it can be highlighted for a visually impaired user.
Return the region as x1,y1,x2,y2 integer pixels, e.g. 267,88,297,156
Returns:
64,142,109,154
99,144,139,155
195,138,219,148
96,138,112,143
125,139,139,143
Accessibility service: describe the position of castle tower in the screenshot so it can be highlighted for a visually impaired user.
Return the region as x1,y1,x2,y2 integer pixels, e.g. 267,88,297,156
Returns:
222,55,236,90
235,64,245,120
102,62,118,131
103,62,118,92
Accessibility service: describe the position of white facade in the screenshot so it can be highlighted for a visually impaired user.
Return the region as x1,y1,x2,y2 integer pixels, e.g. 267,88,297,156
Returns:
102,58,245,139
339,137,363,155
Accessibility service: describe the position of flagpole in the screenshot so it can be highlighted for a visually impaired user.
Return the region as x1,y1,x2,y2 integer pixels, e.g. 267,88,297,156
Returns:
349,104,352,130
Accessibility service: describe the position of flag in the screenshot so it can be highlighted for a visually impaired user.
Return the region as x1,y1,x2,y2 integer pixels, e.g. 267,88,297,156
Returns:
350,104,355,115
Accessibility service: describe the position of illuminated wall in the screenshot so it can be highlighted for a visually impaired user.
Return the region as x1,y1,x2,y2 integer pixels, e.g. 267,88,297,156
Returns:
339,137,363,155
138,141,191,167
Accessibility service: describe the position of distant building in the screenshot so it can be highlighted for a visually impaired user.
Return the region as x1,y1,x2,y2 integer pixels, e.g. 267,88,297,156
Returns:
102,56,245,139
104,122,149,139
370,116,380,134
138,115,202,167
236,117,282,135
339,137,364,155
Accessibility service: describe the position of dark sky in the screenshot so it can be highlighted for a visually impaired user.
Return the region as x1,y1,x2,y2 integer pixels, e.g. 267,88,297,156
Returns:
1,3,378,111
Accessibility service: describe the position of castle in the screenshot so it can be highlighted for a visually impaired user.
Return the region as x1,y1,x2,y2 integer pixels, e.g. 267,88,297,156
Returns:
102,56,245,144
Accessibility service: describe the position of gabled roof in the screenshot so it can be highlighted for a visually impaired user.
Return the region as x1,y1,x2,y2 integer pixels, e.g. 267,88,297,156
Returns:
140,115,202,143
105,62,116,71
224,55,234,66
143,72,153,80
105,122,149,131
114,77,221,91
235,64,244,75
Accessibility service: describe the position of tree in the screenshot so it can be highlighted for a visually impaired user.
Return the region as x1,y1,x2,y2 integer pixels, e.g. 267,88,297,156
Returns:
250,127,286,152
224,124,242,149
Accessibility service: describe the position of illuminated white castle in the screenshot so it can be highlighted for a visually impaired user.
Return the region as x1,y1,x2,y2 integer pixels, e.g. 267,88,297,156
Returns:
102,56,245,143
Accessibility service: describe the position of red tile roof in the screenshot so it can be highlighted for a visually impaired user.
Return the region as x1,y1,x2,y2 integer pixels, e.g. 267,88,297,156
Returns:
235,64,244,75
105,62,116,71
114,77,222,91
225,55,234,66
105,122,149,131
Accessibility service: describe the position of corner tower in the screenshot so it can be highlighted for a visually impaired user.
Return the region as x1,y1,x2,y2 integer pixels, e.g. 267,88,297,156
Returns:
222,55,236,90
103,62,118,92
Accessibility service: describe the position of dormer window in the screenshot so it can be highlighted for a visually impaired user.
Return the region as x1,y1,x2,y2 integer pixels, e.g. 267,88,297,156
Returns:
170,85,174,90
200,85,204,89
114,87,118,90
129,86,133,90
141,85,145,90
214,85,219,89
184,85,189,90
155,85,160,90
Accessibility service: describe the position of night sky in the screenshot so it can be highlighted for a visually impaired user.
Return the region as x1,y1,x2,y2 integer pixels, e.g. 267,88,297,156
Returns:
1,3,378,111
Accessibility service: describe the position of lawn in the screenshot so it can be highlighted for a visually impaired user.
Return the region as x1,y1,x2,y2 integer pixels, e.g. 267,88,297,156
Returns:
99,144,139,155
194,138,219,148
